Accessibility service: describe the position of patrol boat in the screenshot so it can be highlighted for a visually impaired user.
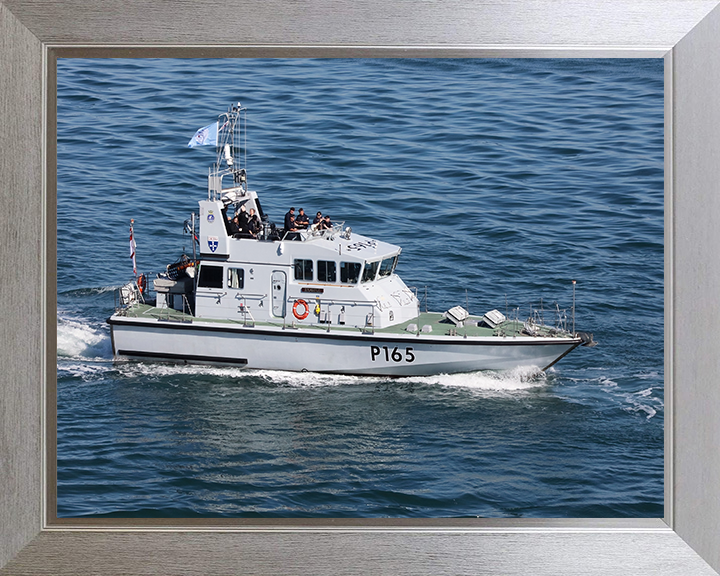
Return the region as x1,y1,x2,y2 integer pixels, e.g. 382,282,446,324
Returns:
108,103,595,376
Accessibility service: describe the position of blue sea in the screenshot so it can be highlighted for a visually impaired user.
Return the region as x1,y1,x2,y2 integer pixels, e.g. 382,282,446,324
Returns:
57,58,664,518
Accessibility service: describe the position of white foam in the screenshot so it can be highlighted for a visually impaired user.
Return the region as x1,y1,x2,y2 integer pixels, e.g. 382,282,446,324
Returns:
625,399,658,420
116,362,254,380
400,365,547,392
622,386,663,420
57,315,111,359
109,362,546,393
57,360,114,381
594,379,663,421
112,363,346,385
238,366,547,392
252,369,376,388
599,377,619,390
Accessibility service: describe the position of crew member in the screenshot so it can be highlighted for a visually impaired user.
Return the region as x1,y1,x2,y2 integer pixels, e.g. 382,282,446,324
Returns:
319,215,332,230
295,208,310,229
237,204,251,230
284,207,297,232
248,208,261,236
228,214,241,235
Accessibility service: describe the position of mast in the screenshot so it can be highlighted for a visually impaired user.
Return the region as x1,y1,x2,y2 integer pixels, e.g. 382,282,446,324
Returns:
210,102,246,196
572,279,576,335
191,212,196,261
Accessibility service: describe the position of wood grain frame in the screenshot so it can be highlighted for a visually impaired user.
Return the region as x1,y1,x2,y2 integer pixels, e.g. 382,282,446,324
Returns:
2,1,720,574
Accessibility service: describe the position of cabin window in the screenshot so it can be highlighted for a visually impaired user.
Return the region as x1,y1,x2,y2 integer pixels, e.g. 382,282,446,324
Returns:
378,255,398,278
317,260,336,283
340,261,361,284
227,267,244,289
294,259,313,281
362,260,380,283
198,264,224,289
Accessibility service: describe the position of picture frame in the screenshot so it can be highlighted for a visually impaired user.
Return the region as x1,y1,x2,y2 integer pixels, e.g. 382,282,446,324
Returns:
2,1,720,574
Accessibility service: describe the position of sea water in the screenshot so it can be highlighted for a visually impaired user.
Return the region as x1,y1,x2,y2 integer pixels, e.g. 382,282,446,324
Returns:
57,58,664,518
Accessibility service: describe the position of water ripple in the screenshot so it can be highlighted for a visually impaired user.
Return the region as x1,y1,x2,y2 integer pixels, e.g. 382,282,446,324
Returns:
57,58,664,518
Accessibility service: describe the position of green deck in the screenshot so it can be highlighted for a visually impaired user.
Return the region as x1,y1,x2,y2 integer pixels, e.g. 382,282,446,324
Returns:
114,303,571,340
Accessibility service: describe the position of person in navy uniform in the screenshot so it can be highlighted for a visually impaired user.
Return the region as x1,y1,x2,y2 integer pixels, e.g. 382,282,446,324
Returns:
284,207,297,232
283,206,302,240
295,207,310,229
247,208,261,236
228,214,240,235
237,204,251,231
319,215,332,230
313,211,323,226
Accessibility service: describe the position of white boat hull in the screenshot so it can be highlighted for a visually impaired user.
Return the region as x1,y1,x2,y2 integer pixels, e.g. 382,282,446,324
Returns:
109,317,582,375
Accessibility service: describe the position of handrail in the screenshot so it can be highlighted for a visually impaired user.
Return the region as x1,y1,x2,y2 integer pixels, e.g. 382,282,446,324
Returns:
279,221,346,242
407,286,428,313
234,292,267,299
297,297,375,307
305,221,345,240
282,294,377,333
235,293,266,327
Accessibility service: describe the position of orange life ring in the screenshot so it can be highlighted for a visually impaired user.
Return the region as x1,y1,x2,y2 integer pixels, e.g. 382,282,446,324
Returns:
292,299,309,320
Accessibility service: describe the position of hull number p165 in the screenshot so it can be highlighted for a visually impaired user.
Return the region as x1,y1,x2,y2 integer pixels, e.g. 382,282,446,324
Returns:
370,346,415,363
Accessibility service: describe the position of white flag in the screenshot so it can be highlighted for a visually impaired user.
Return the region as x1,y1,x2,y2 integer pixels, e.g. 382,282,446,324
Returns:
187,122,218,147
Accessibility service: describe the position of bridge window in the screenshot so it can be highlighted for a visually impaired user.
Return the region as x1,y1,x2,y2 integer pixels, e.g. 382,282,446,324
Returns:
378,255,398,278
294,259,313,281
340,261,361,284
362,260,380,283
228,267,244,289
317,260,336,283
198,264,223,289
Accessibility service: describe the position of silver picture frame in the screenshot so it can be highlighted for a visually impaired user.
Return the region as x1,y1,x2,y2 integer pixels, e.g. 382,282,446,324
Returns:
2,1,720,574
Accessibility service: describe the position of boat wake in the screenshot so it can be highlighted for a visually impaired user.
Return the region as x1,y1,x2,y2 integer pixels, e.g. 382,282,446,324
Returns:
243,365,547,392
90,362,548,394
57,314,112,359
54,318,656,412
558,370,664,420
398,366,548,392
599,374,664,420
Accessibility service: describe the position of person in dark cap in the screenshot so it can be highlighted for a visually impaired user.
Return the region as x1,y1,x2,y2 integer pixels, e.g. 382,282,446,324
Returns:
247,207,261,236
237,204,251,231
284,207,297,232
295,208,309,229
229,214,242,237
319,215,332,230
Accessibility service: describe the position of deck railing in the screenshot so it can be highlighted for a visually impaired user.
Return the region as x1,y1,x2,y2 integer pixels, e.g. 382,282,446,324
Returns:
233,292,266,327
280,295,377,332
